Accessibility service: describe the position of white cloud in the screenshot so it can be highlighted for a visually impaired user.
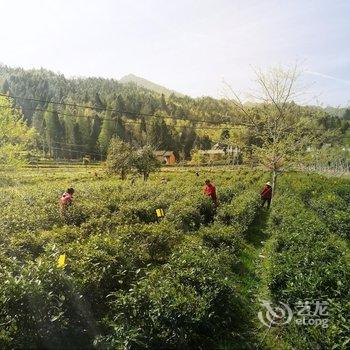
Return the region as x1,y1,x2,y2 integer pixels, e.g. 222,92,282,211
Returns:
305,71,350,85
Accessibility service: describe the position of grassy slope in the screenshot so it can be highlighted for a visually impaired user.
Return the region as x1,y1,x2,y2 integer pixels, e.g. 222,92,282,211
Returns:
217,208,289,350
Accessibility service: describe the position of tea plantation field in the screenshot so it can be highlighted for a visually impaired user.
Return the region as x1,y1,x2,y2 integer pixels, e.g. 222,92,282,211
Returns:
0,167,349,349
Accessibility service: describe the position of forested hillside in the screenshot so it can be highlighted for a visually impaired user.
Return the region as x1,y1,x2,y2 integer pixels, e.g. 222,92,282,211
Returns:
0,65,234,160
0,64,348,161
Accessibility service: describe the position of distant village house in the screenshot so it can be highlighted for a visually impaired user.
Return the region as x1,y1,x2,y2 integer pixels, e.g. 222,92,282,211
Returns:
198,149,225,161
197,144,242,164
154,151,176,165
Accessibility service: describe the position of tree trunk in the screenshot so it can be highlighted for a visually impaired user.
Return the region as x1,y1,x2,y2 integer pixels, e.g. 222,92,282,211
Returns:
272,168,277,204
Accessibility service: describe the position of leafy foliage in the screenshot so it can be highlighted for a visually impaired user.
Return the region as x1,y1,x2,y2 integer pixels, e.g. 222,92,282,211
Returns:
131,145,161,180
0,96,37,167
106,138,133,179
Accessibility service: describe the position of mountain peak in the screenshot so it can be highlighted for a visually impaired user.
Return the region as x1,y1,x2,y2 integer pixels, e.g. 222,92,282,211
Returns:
119,74,183,97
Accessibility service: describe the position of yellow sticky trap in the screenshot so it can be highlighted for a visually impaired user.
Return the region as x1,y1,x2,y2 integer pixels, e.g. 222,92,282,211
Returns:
57,254,66,268
156,208,165,218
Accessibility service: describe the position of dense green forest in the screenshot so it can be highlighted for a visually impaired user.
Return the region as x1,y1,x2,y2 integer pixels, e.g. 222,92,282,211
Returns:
0,64,349,161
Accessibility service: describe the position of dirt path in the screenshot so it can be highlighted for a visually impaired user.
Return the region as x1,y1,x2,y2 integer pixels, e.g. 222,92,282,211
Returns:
218,209,277,350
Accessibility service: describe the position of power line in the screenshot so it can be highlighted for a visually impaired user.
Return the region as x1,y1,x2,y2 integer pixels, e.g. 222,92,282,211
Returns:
0,94,348,137
0,92,234,126
2,93,347,161
0,102,226,158
1,92,348,130
0,104,235,131
2,102,348,137
51,140,88,147
50,146,101,157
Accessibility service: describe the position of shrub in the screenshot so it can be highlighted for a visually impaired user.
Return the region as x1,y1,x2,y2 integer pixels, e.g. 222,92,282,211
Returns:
115,200,169,225
216,190,260,228
165,195,215,232
199,223,244,254
0,259,96,349
99,245,246,349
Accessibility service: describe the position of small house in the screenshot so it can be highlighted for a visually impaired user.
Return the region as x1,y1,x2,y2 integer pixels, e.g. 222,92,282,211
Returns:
154,151,176,165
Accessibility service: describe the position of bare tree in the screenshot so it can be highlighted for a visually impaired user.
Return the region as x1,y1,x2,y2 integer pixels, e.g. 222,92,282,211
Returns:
223,65,320,197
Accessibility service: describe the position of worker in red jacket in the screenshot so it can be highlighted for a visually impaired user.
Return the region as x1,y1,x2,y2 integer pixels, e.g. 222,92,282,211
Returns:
203,179,218,205
261,182,272,208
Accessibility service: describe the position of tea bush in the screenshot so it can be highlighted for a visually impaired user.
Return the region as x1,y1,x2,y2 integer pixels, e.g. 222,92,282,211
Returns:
164,194,216,231
2,167,348,349
309,193,350,239
216,190,261,228
0,259,95,350
199,223,244,253
100,245,246,350
266,186,350,349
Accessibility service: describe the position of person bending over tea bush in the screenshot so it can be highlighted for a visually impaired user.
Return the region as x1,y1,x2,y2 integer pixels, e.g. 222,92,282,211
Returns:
260,181,272,208
59,188,75,220
203,179,218,205
60,188,74,209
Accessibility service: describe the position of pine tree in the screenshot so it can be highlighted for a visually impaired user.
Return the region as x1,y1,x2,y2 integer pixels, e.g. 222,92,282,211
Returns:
72,123,83,158
98,111,116,156
2,79,10,94
32,108,45,134
160,93,168,113
76,106,94,155
83,92,90,103
344,109,350,121
94,92,104,111
88,115,101,157
148,118,172,149
44,106,64,158
115,116,126,141
180,126,197,159
116,95,126,112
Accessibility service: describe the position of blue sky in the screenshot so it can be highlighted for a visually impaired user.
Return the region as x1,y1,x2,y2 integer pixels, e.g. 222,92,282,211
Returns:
0,0,349,106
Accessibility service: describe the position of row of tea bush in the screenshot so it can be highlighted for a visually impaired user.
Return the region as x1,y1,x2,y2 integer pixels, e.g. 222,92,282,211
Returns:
265,173,350,349
0,168,267,349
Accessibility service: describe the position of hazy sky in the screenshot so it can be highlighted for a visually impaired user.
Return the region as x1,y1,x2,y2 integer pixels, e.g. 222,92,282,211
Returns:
1,0,349,106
